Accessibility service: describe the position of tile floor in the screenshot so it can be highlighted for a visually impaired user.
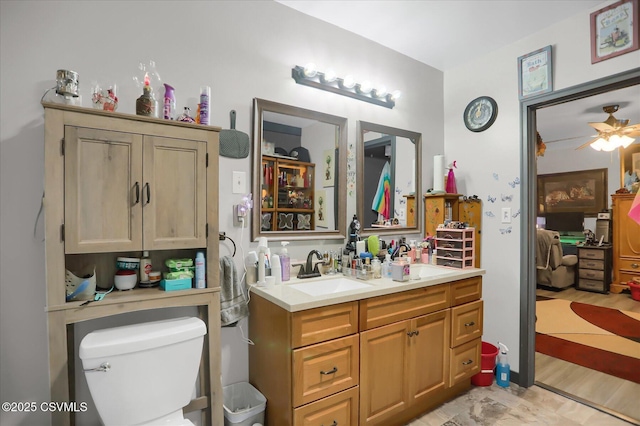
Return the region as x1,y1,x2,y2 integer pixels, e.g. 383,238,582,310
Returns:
406,383,633,425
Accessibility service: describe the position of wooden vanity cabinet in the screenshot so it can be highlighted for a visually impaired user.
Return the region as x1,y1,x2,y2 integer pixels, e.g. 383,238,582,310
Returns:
43,103,221,425
249,276,483,426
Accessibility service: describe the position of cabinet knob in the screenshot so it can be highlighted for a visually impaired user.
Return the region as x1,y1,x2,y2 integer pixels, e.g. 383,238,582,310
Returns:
321,421,338,426
320,367,338,375
632,263,639,269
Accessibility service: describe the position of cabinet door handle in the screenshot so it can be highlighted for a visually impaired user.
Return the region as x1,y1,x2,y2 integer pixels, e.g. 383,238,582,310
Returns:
320,367,337,375
134,182,140,204
464,321,475,327
144,182,150,204
462,359,473,365
321,421,338,426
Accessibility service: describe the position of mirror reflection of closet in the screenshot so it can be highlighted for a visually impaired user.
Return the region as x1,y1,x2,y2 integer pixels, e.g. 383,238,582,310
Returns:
357,121,421,236
251,98,347,241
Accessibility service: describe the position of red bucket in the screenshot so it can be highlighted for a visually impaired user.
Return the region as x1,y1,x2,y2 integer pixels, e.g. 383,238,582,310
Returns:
471,342,499,386
629,279,640,302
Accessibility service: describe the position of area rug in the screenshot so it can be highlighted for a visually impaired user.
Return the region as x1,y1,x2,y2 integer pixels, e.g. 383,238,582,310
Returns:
536,298,640,384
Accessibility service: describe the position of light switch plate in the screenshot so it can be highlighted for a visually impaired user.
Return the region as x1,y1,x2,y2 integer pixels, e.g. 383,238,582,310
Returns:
502,208,511,223
232,171,246,194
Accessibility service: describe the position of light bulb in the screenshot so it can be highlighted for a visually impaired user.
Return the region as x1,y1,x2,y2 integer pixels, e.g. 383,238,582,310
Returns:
620,135,635,148
373,85,387,98
358,80,373,94
390,90,402,101
321,68,337,83
303,63,317,78
342,75,356,89
590,138,606,151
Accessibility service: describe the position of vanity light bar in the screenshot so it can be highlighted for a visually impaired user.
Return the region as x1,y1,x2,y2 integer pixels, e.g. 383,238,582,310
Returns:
291,65,397,109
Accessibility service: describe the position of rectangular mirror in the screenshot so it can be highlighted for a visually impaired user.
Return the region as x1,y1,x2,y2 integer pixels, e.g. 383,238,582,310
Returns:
252,99,347,240
357,121,421,235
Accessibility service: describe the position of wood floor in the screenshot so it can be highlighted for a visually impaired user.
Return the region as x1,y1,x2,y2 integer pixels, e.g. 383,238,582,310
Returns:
536,286,640,424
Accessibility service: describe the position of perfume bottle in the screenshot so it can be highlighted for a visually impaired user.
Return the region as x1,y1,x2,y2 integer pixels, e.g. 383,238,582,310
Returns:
136,73,158,118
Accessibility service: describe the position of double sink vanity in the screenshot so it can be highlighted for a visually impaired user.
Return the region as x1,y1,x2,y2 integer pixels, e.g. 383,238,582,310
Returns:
249,264,485,426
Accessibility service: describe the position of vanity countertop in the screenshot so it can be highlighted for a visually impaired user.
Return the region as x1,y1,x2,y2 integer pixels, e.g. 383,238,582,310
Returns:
249,264,485,312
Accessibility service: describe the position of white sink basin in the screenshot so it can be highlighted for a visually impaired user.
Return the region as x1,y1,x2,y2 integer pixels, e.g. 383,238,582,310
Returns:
417,265,451,278
289,277,372,297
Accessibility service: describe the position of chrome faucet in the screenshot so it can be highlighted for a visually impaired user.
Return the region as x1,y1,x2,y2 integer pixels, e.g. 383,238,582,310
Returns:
297,250,323,279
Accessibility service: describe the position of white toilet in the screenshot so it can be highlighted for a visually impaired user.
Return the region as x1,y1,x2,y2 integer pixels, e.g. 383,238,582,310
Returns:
79,317,207,426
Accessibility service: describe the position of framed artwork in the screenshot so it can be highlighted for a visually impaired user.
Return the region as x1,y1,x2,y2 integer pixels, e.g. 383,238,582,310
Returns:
323,149,335,187
316,189,327,228
620,143,640,190
517,45,553,100
590,0,639,64
537,168,608,217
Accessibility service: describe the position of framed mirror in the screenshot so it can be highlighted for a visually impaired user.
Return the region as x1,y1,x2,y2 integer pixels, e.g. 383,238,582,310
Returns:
252,98,347,240
357,121,422,236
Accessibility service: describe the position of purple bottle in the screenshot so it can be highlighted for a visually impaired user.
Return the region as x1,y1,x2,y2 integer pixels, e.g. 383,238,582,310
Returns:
163,84,175,120
199,86,210,125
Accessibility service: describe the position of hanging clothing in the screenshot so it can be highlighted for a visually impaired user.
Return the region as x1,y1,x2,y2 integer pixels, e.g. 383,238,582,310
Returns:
372,161,391,220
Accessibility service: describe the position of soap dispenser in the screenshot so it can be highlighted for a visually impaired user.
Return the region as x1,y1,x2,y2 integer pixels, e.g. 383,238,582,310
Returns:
382,253,392,278
496,342,510,387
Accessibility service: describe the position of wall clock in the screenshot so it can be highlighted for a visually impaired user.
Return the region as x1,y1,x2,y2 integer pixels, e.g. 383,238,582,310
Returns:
464,96,498,132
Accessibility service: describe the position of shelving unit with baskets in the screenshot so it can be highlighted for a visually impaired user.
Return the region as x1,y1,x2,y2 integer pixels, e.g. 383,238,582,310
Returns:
435,228,476,269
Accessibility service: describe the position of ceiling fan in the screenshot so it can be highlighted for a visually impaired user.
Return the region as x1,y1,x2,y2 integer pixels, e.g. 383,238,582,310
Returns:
574,104,640,151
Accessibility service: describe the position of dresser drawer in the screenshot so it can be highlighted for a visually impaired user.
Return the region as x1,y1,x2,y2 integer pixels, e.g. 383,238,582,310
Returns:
579,269,605,280
359,284,450,330
578,248,605,260
618,258,640,272
450,300,483,347
449,338,481,387
293,387,359,426
292,334,359,407
450,276,482,306
577,278,606,293
618,270,640,285
579,259,604,270
292,302,359,348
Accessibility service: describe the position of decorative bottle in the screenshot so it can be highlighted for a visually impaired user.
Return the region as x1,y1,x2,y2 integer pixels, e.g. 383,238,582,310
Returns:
135,73,158,118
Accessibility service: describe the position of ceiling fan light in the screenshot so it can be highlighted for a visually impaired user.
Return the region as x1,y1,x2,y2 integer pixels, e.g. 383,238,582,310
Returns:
590,138,606,151
620,135,635,148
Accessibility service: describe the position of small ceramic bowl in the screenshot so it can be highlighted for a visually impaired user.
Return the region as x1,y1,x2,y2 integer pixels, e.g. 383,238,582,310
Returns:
114,270,137,291
116,257,140,270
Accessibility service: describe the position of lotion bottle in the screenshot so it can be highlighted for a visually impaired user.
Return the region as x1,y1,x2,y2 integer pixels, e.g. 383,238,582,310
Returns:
280,241,290,281
140,251,152,282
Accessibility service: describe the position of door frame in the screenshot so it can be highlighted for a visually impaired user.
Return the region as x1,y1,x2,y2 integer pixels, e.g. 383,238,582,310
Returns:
518,67,640,387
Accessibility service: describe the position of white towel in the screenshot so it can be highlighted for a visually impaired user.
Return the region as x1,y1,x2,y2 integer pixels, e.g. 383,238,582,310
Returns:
220,256,249,326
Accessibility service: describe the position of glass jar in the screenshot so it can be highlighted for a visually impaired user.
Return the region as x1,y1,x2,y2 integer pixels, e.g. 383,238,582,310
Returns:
371,258,382,279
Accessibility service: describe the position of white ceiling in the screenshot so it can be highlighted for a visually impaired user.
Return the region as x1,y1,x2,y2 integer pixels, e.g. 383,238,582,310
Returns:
277,0,639,148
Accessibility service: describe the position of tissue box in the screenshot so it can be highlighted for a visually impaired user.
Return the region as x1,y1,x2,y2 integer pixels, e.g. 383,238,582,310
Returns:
391,262,410,282
160,278,192,291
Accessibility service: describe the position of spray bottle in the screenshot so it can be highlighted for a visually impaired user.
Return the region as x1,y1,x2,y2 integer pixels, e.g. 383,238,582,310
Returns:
163,83,175,120
496,342,510,387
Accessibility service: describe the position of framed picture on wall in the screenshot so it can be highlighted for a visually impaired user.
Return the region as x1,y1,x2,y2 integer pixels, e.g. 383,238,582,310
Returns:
517,45,553,100
590,0,639,64
537,168,608,217
323,149,335,187
315,189,327,228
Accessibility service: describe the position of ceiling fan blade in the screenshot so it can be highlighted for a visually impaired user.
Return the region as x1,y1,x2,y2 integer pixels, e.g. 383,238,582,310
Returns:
575,137,600,150
543,135,594,143
588,121,615,132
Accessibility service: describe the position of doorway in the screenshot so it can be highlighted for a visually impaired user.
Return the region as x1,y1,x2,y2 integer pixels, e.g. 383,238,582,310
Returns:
519,69,640,418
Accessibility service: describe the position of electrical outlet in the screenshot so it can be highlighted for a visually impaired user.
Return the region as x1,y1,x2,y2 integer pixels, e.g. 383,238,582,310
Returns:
502,208,511,223
234,205,248,227
232,171,246,194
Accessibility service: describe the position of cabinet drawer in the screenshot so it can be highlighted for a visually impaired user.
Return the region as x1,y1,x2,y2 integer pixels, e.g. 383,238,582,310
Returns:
578,249,605,260
292,302,359,348
618,270,640,285
293,335,359,407
449,338,481,387
450,276,482,306
618,258,640,272
293,387,359,426
359,284,449,330
578,269,605,280
450,300,483,347
579,259,604,270
577,279,606,292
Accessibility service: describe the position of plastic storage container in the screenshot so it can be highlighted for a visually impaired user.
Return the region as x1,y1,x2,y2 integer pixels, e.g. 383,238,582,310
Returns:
223,382,266,426
471,342,499,386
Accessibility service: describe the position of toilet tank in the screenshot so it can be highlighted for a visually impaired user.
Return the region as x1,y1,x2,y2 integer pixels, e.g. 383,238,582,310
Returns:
79,317,206,426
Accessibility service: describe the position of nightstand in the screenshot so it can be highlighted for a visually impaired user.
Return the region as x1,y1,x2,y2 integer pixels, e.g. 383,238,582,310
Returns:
577,245,612,294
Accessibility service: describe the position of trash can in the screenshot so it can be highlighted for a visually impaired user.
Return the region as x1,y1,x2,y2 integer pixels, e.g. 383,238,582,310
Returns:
223,382,266,426
471,342,499,386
